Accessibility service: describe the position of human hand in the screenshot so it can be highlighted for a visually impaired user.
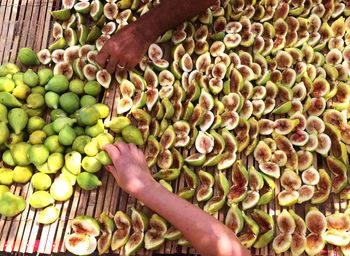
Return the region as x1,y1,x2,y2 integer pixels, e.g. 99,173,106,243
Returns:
104,142,156,196
96,22,153,72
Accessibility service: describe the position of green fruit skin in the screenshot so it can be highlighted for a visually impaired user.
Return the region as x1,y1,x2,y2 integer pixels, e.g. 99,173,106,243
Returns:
8,108,28,134
47,152,64,173
0,122,10,145
29,191,55,209
43,123,56,136
0,63,20,76
77,172,102,190
94,103,110,119
58,125,77,146
28,144,50,166
0,192,26,217
72,135,92,154
27,116,46,133
31,173,52,191
37,205,60,224
80,95,97,107
69,79,85,95
45,75,69,93
45,91,60,109
109,116,131,134
0,185,9,197
0,103,8,122
50,109,67,121
121,125,144,145
59,92,80,114
38,68,53,86
18,48,40,66
53,117,76,133
23,69,39,87
0,92,22,107
26,93,45,108
0,77,15,92
85,119,104,138
2,150,16,166
84,81,101,96
65,151,82,175
12,84,31,100
96,151,112,165
11,142,31,166
44,135,65,153
0,169,14,185
13,166,33,184
79,106,100,126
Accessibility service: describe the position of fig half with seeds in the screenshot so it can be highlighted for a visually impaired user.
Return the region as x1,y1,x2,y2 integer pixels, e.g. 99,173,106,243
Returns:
144,214,167,250
111,211,131,251
227,161,248,205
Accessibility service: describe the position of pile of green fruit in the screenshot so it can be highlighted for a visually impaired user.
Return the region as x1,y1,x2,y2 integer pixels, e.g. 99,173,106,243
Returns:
1,0,350,254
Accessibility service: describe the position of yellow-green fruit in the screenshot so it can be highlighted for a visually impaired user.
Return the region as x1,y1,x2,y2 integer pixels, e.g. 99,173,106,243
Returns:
82,156,102,173
45,74,69,93
0,103,8,122
18,48,40,66
109,116,131,134
59,92,80,114
96,133,113,149
0,91,22,107
69,79,85,95
77,172,102,190
31,172,52,191
0,122,10,145
29,130,47,144
8,108,28,134
28,144,50,166
37,205,60,224
65,151,82,175
80,95,97,107
11,142,31,166
26,93,45,109
96,151,112,165
38,68,53,86
0,77,15,92
0,63,20,76
0,185,9,197
61,167,77,185
31,86,46,95
13,166,33,184
2,150,15,166
79,106,100,126
50,176,73,201
0,192,26,217
23,69,39,87
0,168,14,186
12,83,31,100
47,152,64,173
51,109,67,122
45,91,60,109
121,125,144,145
44,135,65,153
84,81,101,96
29,191,55,209
85,119,104,137
27,116,46,133
53,117,76,133
84,138,99,157
5,132,26,148
94,103,110,119
58,125,76,146
72,135,91,154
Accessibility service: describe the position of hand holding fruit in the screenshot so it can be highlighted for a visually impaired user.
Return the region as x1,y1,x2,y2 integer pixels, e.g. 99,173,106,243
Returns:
96,22,154,73
104,142,155,196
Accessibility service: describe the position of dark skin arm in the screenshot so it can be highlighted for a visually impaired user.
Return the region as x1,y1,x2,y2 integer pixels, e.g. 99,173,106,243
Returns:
104,143,251,256
96,0,217,72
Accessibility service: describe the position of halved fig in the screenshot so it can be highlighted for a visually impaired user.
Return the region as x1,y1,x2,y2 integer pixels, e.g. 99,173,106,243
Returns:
291,233,306,256
225,204,244,234
306,116,325,134
203,172,229,215
297,150,313,171
272,233,292,254
278,190,299,207
111,211,131,251
290,130,309,147
153,168,180,182
242,190,260,210
305,207,326,234
97,212,115,255
157,149,173,169
164,226,182,241
298,185,315,204
277,209,296,234
315,133,331,156
196,170,214,202
145,135,160,167
281,169,301,190
324,230,350,247
178,166,198,200
72,216,100,236
311,169,331,204
308,97,326,116
302,167,320,186
274,118,299,135
253,141,272,163
259,162,280,179
258,119,275,135
271,150,287,167
289,209,307,236
248,166,264,191
217,151,236,171
305,233,325,256
227,161,248,205
144,214,167,250
65,233,97,256
326,213,350,232
184,153,206,167
274,133,298,170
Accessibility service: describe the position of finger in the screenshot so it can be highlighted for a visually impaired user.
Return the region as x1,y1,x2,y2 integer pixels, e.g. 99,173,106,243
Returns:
117,60,127,70
115,141,129,152
104,144,120,162
107,57,118,74
128,143,137,151
105,165,115,172
95,48,110,68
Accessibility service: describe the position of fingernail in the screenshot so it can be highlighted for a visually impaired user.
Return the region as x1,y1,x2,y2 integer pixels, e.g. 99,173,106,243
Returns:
105,166,112,172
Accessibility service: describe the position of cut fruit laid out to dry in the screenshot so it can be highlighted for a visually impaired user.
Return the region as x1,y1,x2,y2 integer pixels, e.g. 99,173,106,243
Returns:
0,0,350,255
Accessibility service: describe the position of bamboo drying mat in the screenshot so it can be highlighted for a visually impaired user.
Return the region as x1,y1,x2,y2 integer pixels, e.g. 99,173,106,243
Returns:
0,0,347,255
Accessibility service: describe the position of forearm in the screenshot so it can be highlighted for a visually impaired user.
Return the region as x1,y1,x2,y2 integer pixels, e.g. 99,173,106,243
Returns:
134,0,216,42
135,180,250,256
